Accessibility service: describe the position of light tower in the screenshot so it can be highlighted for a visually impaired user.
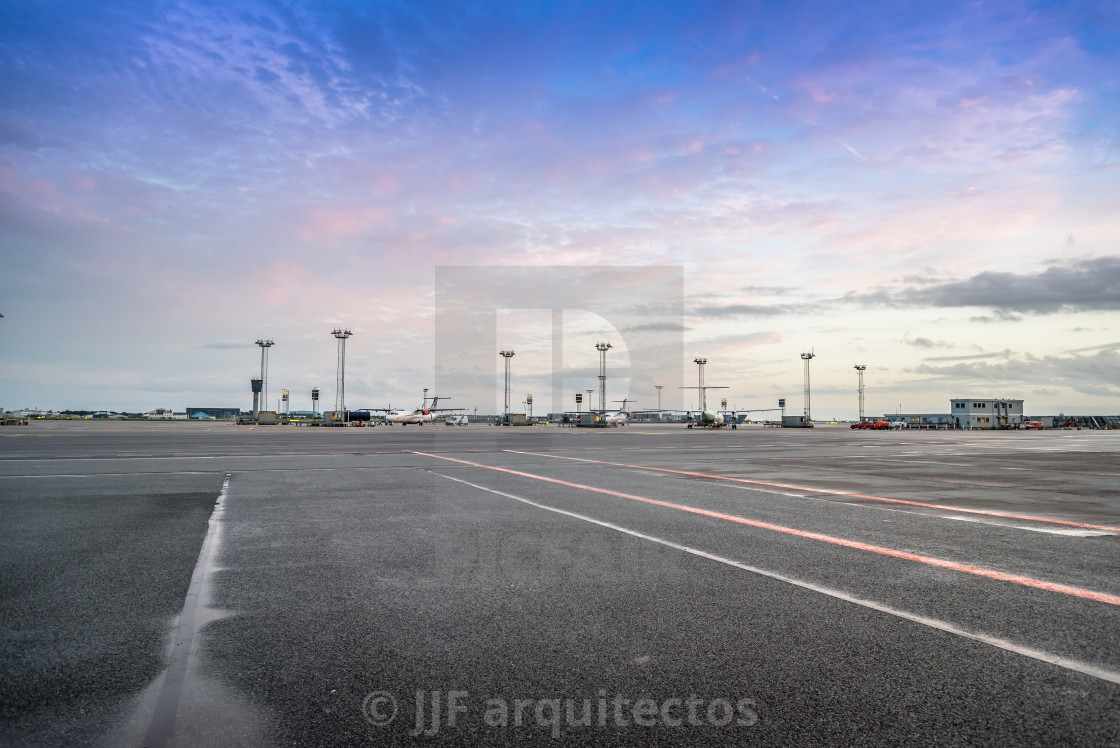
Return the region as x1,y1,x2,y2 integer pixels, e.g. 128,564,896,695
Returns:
854,364,867,422
255,339,274,412
499,350,515,421
801,351,816,420
654,385,664,412
332,328,353,423
694,358,708,411
679,357,728,421
595,342,612,412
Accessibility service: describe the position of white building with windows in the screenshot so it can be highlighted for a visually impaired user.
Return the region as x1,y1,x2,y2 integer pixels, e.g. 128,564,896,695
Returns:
950,399,1024,429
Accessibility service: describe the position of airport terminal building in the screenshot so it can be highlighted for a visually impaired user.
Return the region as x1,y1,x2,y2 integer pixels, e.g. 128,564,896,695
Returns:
185,407,241,420
886,399,1025,429
950,399,1024,429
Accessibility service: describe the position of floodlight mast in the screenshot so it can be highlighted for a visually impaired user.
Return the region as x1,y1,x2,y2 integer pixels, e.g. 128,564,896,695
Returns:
678,357,728,416
333,329,353,423
801,351,816,419
499,350,515,420
654,385,664,412
595,342,612,411
854,364,867,421
695,357,707,410
255,339,274,413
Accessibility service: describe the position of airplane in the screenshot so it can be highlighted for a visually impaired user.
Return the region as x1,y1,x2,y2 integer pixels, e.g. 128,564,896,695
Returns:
681,359,730,428
684,408,728,428
370,396,466,425
598,399,636,426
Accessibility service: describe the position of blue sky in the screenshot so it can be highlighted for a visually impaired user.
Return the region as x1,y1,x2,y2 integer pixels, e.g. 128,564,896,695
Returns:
1,0,1117,416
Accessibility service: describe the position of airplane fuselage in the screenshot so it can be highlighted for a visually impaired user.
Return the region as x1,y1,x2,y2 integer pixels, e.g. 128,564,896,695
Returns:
385,409,433,425
687,409,725,428
604,411,630,426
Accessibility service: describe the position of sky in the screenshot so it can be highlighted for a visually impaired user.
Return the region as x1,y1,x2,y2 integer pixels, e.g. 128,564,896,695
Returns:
1,0,1118,418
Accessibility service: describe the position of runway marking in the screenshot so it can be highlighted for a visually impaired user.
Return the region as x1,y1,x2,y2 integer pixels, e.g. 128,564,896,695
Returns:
431,471,1120,686
143,474,232,747
504,450,1120,533
413,451,1120,607
945,516,1116,537
0,471,218,478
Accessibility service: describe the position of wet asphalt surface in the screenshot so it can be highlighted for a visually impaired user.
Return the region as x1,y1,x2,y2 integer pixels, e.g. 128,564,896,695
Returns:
1,422,1118,746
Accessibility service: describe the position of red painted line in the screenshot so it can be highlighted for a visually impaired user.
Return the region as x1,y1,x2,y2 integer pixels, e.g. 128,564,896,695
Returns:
506,450,1120,533
413,451,1120,607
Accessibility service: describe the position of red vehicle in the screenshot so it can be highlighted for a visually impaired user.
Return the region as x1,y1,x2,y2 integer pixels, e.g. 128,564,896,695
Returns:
1022,421,1044,430
852,420,890,430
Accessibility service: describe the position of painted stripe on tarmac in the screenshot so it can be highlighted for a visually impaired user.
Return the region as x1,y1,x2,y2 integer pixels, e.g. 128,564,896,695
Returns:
413,451,1120,607
431,471,1120,686
505,449,1120,533
0,471,217,478
143,474,232,747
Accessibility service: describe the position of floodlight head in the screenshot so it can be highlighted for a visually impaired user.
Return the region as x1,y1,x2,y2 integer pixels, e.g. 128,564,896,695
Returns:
595,341,612,352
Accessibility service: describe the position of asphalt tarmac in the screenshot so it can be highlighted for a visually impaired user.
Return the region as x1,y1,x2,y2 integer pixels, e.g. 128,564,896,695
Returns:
1,421,1118,746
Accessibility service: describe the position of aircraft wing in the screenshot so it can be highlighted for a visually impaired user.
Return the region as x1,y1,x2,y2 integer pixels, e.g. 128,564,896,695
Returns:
427,407,468,412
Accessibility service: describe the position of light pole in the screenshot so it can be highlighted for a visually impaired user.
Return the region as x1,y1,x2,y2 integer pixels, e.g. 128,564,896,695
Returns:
255,339,274,414
654,385,664,416
854,364,867,422
801,351,815,420
595,342,612,412
333,329,352,422
499,350,515,422
694,358,708,411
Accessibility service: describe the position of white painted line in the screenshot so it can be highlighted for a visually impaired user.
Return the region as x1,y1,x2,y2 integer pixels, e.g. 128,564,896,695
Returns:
944,516,1117,537
143,474,232,746
506,450,1120,534
431,471,1120,686
0,471,217,478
